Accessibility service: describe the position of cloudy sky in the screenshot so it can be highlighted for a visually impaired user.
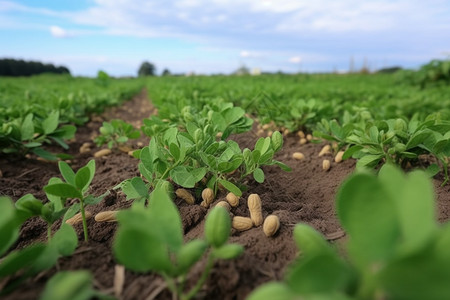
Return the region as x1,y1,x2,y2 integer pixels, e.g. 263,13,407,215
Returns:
1,0,449,76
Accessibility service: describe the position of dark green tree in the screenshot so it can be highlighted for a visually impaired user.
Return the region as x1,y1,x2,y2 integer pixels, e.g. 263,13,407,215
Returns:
138,61,156,77
162,68,171,76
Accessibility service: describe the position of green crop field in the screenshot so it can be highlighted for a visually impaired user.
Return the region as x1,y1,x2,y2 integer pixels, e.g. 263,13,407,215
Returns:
2,60,450,300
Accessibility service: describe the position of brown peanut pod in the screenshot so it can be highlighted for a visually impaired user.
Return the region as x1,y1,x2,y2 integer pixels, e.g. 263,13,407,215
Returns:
175,188,195,205
323,159,331,171
66,211,92,225
95,211,118,222
318,145,331,157
334,150,345,163
248,194,263,226
201,188,215,207
94,149,112,158
226,192,240,207
263,215,280,237
232,216,253,231
292,152,305,160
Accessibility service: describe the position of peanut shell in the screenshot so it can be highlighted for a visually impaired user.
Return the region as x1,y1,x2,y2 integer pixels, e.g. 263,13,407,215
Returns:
248,194,263,226
232,216,253,231
263,215,280,237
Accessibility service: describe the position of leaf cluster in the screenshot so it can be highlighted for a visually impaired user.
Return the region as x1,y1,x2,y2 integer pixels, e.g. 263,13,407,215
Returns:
248,164,450,300
315,115,450,184
114,186,243,300
94,119,140,149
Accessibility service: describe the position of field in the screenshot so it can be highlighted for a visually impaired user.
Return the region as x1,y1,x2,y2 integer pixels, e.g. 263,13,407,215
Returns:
2,67,450,300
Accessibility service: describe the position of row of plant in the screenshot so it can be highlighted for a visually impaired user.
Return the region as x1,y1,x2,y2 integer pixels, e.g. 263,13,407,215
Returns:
314,113,450,184
145,62,450,134
0,73,143,160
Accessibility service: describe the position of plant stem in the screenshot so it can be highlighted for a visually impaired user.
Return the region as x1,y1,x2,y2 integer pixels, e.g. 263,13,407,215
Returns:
183,255,215,300
162,273,179,300
47,223,52,241
79,198,89,242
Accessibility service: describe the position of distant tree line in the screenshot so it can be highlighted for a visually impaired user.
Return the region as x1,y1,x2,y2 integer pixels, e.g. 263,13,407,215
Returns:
0,58,71,76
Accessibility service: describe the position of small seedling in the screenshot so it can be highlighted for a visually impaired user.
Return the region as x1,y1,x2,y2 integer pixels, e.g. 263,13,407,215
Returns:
94,119,140,149
114,186,243,300
44,160,105,241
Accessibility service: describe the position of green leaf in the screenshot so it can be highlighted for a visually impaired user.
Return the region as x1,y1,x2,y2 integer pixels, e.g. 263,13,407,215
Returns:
425,163,440,178
293,224,333,257
286,254,352,295
218,179,242,196
246,282,296,300
355,154,383,168
44,183,82,199
39,271,94,300
204,207,231,248
0,197,22,256
0,243,46,277
379,165,437,255
272,160,292,172
58,161,76,186
33,148,58,161
406,130,430,149
177,239,208,273
169,143,180,161
122,177,149,201
75,166,91,192
170,166,207,188
271,131,283,152
342,145,363,160
114,226,173,273
20,113,34,141
116,136,128,143
24,142,42,148
42,111,59,135
15,194,43,216
46,177,64,211
148,186,184,252
379,247,450,300
62,204,80,223
337,173,399,267
212,243,244,260
253,168,265,183
49,223,78,256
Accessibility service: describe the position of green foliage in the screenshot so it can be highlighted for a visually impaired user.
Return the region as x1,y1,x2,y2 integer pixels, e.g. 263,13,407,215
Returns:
39,271,113,300
0,200,78,296
0,75,143,159
114,187,243,300
44,160,105,241
122,99,289,200
248,164,450,300
315,115,450,184
94,119,140,149
398,59,450,88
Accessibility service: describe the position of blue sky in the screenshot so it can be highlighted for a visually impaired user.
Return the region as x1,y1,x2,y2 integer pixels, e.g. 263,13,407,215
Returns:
1,0,449,76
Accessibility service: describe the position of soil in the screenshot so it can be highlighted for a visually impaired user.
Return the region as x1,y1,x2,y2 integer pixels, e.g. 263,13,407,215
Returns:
1,90,450,300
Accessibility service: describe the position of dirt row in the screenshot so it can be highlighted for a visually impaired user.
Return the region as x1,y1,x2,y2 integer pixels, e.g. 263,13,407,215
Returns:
1,90,450,299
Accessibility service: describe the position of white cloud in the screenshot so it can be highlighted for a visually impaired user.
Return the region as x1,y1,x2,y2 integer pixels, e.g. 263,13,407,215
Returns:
289,56,302,63
50,26,71,38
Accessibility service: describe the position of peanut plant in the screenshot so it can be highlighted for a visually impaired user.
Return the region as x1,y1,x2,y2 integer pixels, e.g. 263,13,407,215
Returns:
114,185,243,300
248,164,450,300
44,160,106,241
